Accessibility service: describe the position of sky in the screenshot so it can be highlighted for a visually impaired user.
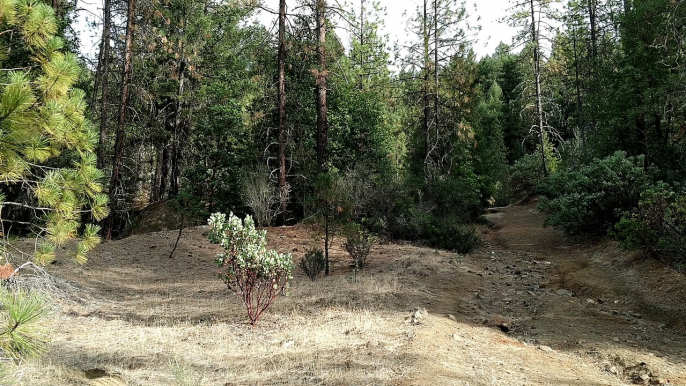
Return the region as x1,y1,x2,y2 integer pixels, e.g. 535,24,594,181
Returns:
76,0,521,62
255,0,521,59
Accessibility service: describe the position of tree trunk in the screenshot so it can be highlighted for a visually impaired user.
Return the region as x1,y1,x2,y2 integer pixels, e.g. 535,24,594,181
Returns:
530,0,548,177
358,0,365,89
572,22,584,142
423,0,430,169
150,145,163,202
315,0,328,173
96,0,113,170
278,0,288,223
433,0,439,169
588,0,598,60
170,58,186,198
159,144,171,200
107,0,137,239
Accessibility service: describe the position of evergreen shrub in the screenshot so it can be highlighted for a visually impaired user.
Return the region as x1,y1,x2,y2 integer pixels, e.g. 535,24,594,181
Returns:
613,184,686,268
208,213,293,325
299,248,325,281
538,151,650,235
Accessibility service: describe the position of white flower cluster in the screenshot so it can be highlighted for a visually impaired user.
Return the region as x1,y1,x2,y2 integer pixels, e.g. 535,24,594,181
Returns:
208,212,294,277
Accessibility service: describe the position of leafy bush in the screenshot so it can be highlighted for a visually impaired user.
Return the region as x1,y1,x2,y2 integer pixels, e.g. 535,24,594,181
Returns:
423,216,482,253
299,248,325,281
510,152,547,198
208,213,293,325
538,151,650,235
613,184,686,266
344,228,377,271
425,176,482,223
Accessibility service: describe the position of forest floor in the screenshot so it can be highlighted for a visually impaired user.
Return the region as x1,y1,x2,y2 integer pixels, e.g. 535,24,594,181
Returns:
13,202,686,385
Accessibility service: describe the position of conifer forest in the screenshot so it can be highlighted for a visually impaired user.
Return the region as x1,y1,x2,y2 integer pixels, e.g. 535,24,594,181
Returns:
1,0,686,384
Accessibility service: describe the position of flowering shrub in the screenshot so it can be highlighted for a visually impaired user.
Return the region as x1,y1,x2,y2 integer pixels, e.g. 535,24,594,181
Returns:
208,213,293,325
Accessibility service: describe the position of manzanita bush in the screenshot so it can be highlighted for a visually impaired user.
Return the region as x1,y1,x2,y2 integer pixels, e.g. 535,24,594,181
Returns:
208,213,293,325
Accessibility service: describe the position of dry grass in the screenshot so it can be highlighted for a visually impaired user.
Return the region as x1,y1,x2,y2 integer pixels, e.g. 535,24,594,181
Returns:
18,276,417,385
7,216,686,385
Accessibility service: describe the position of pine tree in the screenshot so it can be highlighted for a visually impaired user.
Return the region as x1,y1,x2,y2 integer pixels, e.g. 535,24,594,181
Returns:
0,0,108,265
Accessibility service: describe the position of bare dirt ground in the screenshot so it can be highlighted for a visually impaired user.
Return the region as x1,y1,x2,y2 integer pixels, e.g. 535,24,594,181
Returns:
13,203,686,385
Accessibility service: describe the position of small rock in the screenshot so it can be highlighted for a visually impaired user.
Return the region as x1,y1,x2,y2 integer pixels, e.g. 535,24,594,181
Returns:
282,340,295,348
447,314,457,322
489,315,511,333
556,289,573,297
538,345,553,352
411,308,428,324
451,333,460,341
608,366,618,374
586,298,596,304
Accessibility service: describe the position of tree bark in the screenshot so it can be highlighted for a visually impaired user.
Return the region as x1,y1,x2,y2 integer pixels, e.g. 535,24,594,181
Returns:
423,0,430,169
95,0,113,170
358,0,365,89
315,0,328,173
588,0,598,60
107,0,137,239
278,0,288,222
530,0,548,177
170,58,186,197
433,0,439,168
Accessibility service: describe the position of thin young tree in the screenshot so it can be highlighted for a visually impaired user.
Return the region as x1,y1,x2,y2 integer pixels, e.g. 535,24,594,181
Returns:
278,0,288,223
400,0,471,176
315,0,328,173
508,0,561,177
107,0,137,239
94,0,113,170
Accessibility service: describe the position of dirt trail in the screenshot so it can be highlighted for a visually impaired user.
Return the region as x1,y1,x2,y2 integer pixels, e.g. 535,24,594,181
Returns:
15,203,686,385
408,203,686,385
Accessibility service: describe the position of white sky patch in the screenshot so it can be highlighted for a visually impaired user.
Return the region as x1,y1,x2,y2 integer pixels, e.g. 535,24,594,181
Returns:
255,0,520,59
75,0,522,66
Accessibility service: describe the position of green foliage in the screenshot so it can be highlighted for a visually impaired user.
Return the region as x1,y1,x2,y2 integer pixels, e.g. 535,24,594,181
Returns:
425,176,483,224
612,184,686,266
344,226,377,271
328,86,392,173
208,212,293,325
422,216,482,253
0,287,49,361
510,140,560,200
186,100,253,215
0,0,107,264
538,151,650,235
299,248,325,282
473,81,508,202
